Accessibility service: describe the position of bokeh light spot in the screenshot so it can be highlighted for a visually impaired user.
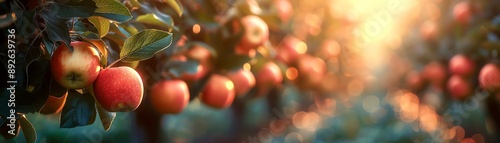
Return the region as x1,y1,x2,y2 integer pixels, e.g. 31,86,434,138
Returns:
286,67,299,80
292,111,310,129
363,95,380,113
192,24,201,34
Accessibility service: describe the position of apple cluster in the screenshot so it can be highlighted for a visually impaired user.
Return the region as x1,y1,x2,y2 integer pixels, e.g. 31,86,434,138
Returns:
403,51,500,101
50,41,144,113
149,16,284,113
402,1,500,101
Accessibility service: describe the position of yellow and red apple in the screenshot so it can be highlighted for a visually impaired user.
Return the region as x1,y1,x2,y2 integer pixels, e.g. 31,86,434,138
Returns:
51,41,101,89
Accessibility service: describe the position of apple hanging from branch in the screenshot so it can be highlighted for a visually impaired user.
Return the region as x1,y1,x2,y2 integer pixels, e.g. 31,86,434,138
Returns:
50,41,101,89
150,80,190,114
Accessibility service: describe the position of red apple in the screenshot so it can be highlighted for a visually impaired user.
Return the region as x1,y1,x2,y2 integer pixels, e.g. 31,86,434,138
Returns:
255,62,283,95
93,67,144,112
186,45,213,64
180,64,209,83
40,92,68,114
150,80,190,114
179,46,214,82
479,63,500,91
423,61,447,89
51,41,101,89
235,15,269,55
275,36,307,65
460,138,475,143
201,74,235,109
226,69,256,96
453,2,472,25
449,54,475,77
294,55,327,90
447,75,472,99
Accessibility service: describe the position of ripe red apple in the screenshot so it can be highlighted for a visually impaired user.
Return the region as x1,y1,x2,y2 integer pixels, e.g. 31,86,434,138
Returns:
186,45,213,64
178,45,214,82
255,62,283,95
235,15,269,55
150,80,190,114
453,2,472,25
51,41,101,89
201,74,235,109
93,66,144,112
275,36,307,65
273,0,293,23
423,61,447,89
226,69,256,96
479,63,500,91
447,75,472,99
449,54,475,77
294,55,327,90
40,92,68,114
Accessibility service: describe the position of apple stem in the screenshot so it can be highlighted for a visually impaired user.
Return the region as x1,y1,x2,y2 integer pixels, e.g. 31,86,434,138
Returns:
107,59,123,68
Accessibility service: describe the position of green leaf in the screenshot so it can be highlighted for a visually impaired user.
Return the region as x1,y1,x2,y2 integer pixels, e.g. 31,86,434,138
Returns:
50,1,97,18
19,116,37,143
136,13,173,29
81,31,100,39
96,103,116,131
0,13,15,29
60,90,96,128
164,0,183,17
109,22,130,38
165,59,200,78
11,2,37,41
40,7,71,48
88,16,110,38
42,33,56,55
119,29,172,62
121,24,139,35
93,0,132,23
104,33,126,48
